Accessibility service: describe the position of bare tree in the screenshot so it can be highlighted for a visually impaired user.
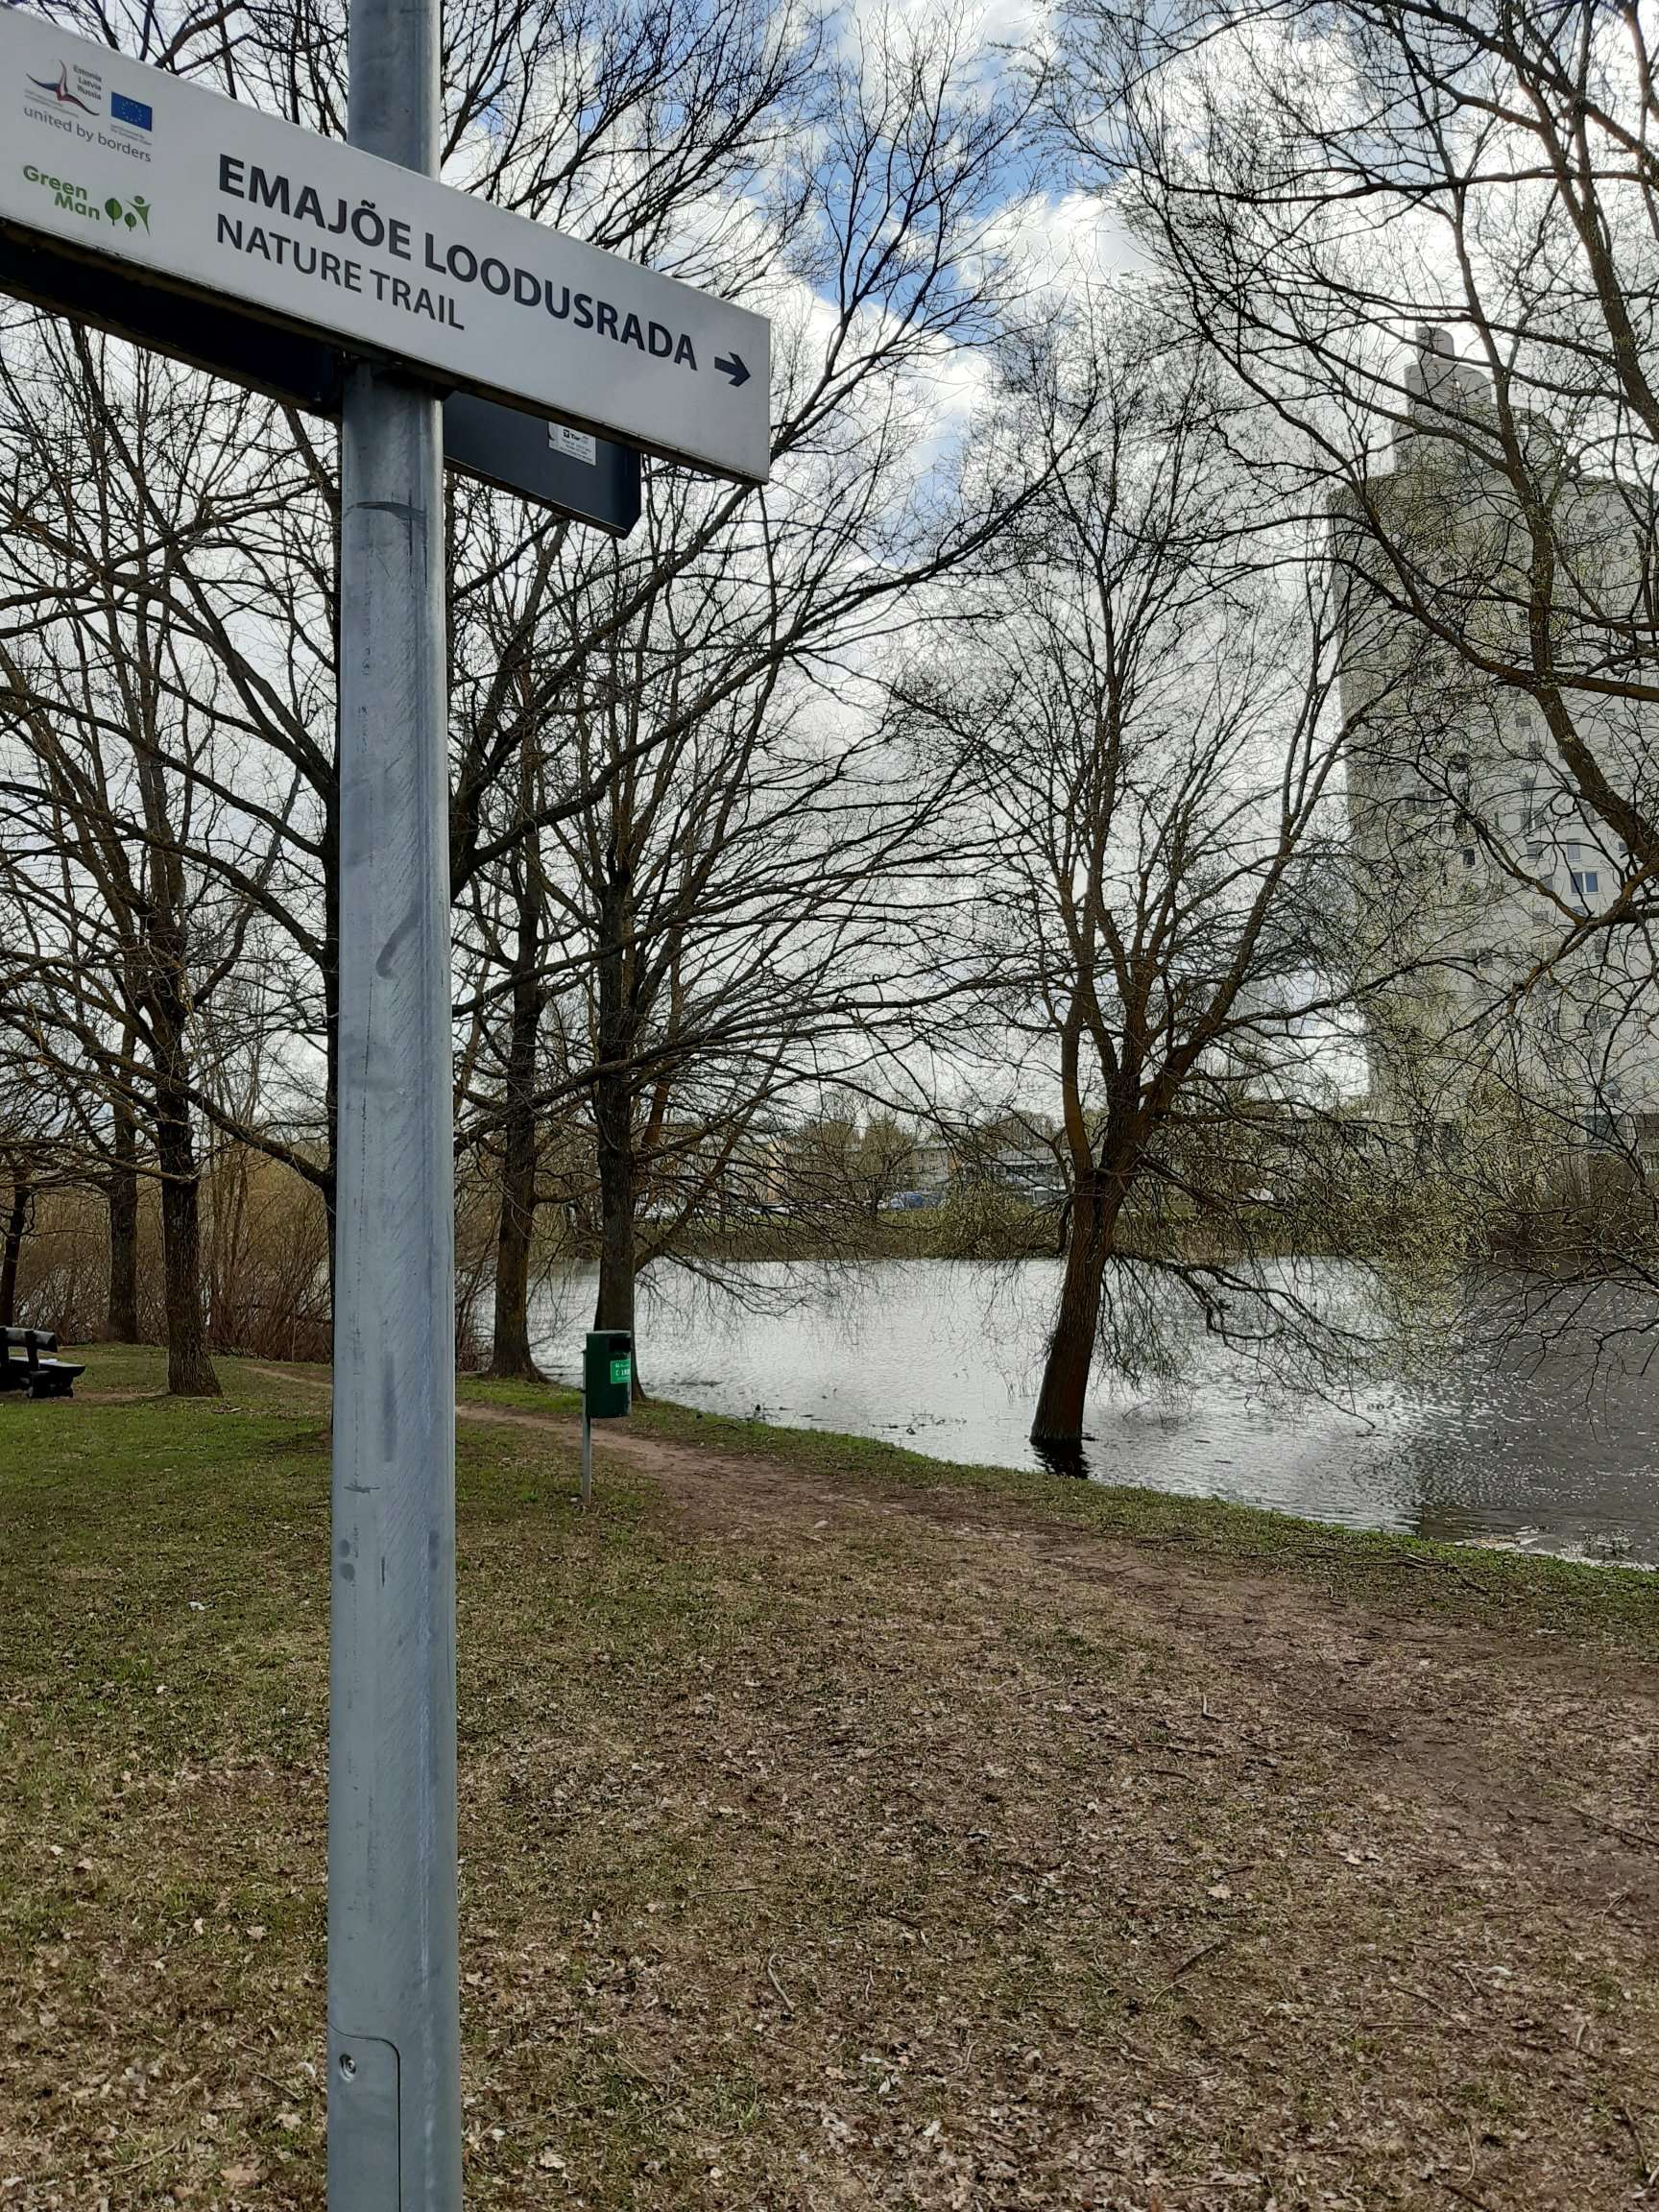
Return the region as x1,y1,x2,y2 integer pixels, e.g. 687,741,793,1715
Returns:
0,0,1046,1394
902,309,1387,1453
1045,0,1659,1354
0,331,322,1391
454,458,1001,1371
446,11,1049,1375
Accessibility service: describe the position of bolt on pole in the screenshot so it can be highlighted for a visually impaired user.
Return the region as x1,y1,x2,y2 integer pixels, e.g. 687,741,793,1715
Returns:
326,0,462,2197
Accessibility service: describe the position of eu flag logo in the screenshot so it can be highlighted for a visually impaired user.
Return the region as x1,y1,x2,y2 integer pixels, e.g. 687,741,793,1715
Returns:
110,91,152,130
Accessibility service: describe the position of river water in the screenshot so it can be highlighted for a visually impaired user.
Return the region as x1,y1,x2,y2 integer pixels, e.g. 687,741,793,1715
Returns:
529,1258,1659,1567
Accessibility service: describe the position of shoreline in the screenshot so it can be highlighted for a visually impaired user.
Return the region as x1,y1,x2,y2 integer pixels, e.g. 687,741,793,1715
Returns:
460,1367,1659,1644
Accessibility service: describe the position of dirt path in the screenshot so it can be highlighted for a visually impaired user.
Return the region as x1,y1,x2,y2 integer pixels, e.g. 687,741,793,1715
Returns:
262,1364,1658,1862
453,1389,1659,1815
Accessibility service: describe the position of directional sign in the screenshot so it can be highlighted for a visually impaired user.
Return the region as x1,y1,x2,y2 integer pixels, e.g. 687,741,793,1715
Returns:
0,11,770,482
0,225,642,533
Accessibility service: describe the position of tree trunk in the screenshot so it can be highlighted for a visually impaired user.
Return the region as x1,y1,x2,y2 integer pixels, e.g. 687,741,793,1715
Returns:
107,1092,139,1341
491,1110,539,1376
127,707,218,1395
592,1108,637,1337
590,871,638,1359
490,867,542,1379
1030,1175,1115,1454
156,1085,220,1397
0,1176,29,1329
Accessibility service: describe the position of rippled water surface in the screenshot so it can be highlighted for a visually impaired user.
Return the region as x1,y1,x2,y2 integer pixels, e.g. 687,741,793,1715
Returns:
531,1259,1659,1564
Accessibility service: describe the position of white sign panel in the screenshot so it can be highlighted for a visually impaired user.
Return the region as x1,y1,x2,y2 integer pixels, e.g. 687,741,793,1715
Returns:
0,10,770,481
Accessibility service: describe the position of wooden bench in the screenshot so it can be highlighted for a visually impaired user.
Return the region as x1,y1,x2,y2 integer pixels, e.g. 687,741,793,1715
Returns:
0,1327,84,1400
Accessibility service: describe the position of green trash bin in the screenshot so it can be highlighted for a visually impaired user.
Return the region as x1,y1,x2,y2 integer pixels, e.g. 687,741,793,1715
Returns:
584,1329,632,1420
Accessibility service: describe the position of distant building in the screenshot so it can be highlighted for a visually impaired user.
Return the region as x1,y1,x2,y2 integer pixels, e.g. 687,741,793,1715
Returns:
907,1139,952,1191
1334,326,1659,1149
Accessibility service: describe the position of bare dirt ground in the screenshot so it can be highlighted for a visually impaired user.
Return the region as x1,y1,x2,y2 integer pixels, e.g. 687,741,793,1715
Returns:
2,1356,1656,2209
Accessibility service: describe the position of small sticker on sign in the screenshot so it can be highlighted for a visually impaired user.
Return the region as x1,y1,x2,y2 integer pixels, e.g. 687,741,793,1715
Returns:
549,423,597,467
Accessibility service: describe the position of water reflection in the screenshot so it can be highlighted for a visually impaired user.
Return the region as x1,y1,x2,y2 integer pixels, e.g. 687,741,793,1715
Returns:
1030,1435,1092,1482
529,1259,1659,1566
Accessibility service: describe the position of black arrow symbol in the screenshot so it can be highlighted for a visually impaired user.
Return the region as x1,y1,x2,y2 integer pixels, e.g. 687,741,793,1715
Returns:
714,352,751,389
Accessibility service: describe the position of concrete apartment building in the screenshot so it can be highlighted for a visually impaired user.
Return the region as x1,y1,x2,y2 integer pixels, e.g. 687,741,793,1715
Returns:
1334,326,1659,1149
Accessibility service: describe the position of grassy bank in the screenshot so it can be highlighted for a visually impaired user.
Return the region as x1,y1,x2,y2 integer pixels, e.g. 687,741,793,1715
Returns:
464,1371,1659,1648
2,1349,1657,2208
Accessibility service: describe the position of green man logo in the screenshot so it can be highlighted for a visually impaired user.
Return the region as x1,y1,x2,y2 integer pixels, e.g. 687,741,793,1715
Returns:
103,193,151,232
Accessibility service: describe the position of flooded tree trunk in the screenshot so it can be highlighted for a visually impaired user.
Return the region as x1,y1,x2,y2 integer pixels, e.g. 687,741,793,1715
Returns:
491,866,542,1379
0,1175,28,1329
108,1089,139,1341
1031,1176,1116,1450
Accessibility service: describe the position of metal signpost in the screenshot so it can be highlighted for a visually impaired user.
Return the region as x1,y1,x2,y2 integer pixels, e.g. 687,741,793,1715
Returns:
325,0,458,2197
0,5,769,2204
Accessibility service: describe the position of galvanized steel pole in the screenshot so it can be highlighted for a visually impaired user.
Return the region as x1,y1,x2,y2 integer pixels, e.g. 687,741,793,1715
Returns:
327,0,461,2197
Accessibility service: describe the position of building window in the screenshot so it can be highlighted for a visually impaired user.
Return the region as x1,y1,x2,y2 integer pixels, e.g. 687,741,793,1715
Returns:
1571,869,1599,897
1526,842,1546,861
1460,847,1477,867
